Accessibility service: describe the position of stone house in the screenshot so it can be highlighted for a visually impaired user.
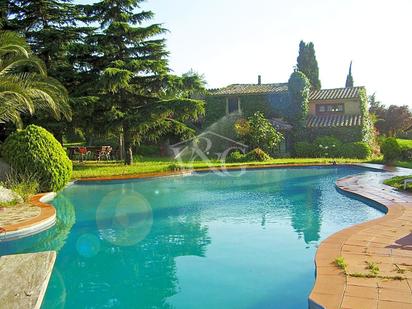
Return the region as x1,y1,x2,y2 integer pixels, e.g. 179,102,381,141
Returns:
204,77,371,153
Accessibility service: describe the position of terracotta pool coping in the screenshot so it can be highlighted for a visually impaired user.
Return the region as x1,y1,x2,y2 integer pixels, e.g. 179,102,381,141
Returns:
309,166,412,309
0,193,56,241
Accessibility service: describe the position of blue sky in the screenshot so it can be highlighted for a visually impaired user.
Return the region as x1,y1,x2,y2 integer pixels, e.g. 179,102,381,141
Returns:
78,0,412,106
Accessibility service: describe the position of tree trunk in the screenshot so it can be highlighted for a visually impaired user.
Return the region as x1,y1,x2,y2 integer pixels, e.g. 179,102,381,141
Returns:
119,131,124,161
123,122,133,165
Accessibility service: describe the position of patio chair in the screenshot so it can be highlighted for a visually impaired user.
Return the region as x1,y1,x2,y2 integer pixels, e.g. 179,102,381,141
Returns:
96,146,112,161
74,146,91,162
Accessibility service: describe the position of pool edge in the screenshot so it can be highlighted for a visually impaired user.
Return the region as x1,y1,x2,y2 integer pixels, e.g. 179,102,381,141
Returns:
309,166,412,309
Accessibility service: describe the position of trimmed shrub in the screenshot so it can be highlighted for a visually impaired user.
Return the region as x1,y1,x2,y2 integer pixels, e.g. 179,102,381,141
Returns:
227,150,245,163
244,148,271,162
2,125,72,192
380,138,401,163
226,148,271,162
340,142,371,159
294,142,315,157
397,139,412,161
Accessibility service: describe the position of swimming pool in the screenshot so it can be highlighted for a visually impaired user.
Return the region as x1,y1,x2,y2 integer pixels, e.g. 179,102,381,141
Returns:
0,166,384,308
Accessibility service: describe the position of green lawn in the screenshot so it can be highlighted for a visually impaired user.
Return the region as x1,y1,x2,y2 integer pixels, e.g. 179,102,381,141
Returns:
369,158,412,170
396,138,412,148
72,156,364,179
383,175,412,191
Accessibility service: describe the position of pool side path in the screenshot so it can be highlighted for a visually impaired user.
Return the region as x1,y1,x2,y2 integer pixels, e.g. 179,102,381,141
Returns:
0,251,56,309
309,164,412,309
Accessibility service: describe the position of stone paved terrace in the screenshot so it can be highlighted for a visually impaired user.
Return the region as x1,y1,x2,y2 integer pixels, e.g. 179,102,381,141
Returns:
0,251,56,309
0,193,56,241
309,164,412,309
0,204,41,227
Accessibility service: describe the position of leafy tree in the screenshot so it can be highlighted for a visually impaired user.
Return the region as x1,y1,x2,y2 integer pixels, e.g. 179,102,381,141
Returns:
369,93,386,117
345,61,354,88
234,111,283,155
288,70,310,126
380,105,412,137
368,93,386,130
368,94,412,137
0,31,71,125
81,0,205,165
296,41,321,90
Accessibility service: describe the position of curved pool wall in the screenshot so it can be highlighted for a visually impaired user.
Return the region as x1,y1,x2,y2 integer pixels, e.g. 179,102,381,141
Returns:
0,166,385,309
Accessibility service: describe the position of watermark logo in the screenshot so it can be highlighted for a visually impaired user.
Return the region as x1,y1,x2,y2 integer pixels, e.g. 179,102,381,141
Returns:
170,131,248,176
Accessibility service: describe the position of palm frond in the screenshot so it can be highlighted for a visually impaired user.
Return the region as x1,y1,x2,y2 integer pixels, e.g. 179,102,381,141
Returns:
0,30,71,123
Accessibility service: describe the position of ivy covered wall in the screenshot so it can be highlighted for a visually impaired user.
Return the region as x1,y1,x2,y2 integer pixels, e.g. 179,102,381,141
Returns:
240,94,285,118
359,88,374,143
203,96,226,128
203,88,373,145
204,93,288,127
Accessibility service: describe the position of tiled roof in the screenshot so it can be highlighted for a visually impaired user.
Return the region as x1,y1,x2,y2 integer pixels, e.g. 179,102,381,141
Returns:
306,114,362,128
209,83,288,96
309,87,364,101
209,83,364,100
269,118,293,131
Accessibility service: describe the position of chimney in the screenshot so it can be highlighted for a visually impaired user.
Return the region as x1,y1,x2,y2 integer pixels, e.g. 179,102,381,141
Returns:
258,75,262,85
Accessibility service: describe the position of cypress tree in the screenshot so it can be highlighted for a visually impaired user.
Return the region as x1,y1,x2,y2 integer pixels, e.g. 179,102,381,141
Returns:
296,41,321,90
345,61,354,88
288,70,311,125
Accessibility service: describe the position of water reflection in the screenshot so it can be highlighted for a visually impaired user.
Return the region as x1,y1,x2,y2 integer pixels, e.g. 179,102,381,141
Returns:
289,185,322,244
45,196,211,308
0,195,76,255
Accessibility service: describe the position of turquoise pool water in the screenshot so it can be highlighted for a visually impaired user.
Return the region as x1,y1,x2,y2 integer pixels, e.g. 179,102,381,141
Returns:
0,167,384,308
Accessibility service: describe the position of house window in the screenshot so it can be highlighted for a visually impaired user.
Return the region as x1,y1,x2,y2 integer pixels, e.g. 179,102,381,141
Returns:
227,97,240,114
316,104,344,114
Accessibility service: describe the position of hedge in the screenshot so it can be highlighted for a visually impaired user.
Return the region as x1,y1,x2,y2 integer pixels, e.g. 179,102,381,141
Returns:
380,138,401,163
294,137,371,159
340,142,372,159
397,139,412,161
2,125,72,192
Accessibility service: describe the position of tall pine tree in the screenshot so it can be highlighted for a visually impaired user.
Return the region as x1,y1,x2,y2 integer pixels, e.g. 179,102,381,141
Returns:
4,0,93,141
5,0,83,75
81,0,204,165
345,61,354,88
296,41,321,90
